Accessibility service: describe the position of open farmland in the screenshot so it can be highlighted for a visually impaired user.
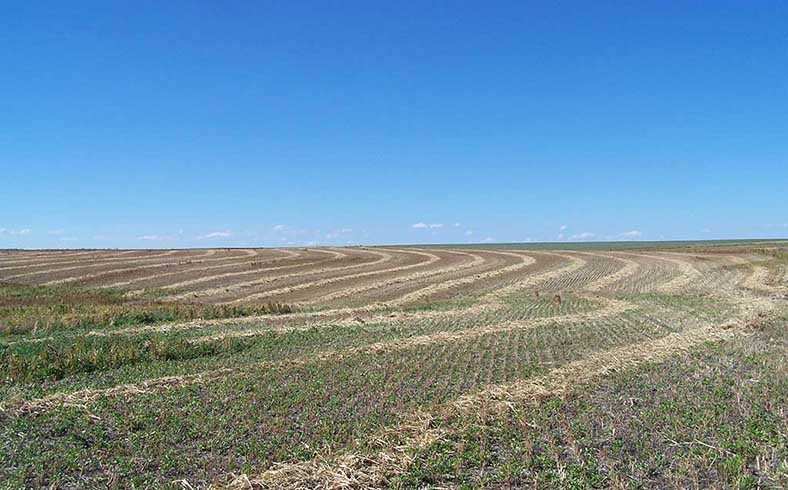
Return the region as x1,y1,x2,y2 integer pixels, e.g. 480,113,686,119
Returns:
1,243,787,488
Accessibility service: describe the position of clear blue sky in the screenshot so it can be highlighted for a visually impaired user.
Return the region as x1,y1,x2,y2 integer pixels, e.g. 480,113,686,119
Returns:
2,2,786,248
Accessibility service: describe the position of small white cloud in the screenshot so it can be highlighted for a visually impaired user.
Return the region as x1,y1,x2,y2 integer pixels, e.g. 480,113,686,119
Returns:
60,236,78,242
325,228,352,240
197,231,232,240
273,224,287,231
413,222,443,230
560,225,568,231
571,232,596,240
619,230,642,239
700,228,711,233
0,228,31,236
483,237,495,243
465,230,474,236
139,235,165,241
453,222,461,227
558,233,565,240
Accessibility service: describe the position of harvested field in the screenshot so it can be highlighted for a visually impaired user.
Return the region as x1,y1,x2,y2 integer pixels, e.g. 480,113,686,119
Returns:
1,243,786,488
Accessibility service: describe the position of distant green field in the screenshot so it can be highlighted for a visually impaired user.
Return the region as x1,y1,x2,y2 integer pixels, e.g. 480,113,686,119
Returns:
407,238,788,251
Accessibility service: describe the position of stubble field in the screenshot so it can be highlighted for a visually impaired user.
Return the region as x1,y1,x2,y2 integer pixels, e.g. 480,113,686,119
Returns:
0,242,787,489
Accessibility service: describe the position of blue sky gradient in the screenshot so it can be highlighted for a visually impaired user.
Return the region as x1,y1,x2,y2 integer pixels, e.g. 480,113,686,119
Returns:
2,2,787,248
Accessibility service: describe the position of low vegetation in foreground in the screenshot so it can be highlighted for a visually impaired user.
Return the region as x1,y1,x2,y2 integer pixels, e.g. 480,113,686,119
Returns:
392,315,788,489
0,283,293,337
0,243,786,488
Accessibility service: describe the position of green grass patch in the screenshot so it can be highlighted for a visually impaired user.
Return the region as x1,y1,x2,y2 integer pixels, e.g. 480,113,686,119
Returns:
0,283,293,337
391,315,788,489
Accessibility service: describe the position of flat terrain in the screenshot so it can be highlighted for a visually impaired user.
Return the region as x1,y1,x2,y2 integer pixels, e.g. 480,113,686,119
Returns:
1,243,787,488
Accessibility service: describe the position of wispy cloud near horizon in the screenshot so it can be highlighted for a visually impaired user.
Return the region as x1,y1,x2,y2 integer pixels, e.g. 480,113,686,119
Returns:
571,232,596,240
412,222,444,229
197,231,232,240
0,228,31,236
619,230,643,239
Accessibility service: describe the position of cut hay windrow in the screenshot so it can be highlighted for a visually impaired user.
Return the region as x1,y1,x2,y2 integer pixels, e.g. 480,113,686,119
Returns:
0,250,220,281
483,252,587,302
34,251,591,342
163,248,396,302
1,296,631,417
378,250,536,307
579,252,641,292
4,245,787,488
236,248,487,305
154,248,351,290
100,248,299,288
742,264,787,296
0,249,736,348
119,248,334,295
301,249,560,307
226,249,485,304
229,318,755,490
292,249,447,304
0,249,185,273
0,249,141,267
42,249,264,286
635,252,702,294
533,252,622,293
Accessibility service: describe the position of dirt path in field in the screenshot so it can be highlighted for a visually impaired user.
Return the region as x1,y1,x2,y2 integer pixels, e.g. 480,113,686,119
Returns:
225,249,456,304
102,249,298,289
42,249,261,286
